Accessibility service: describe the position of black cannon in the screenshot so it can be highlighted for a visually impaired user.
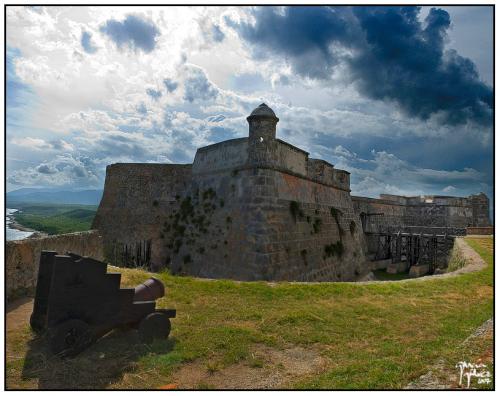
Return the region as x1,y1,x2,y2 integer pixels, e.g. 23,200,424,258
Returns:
30,251,176,358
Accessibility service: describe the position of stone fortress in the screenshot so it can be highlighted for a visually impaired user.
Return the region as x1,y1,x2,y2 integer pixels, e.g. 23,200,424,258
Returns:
92,104,490,282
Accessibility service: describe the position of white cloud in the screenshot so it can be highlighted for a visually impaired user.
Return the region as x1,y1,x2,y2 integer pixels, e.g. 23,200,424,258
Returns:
5,5,493,197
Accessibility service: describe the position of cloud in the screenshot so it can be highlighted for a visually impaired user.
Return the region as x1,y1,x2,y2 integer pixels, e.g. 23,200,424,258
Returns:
11,137,53,150
137,102,148,114
146,87,162,100
11,136,74,153
227,6,355,80
81,31,98,54
212,24,225,42
36,163,57,174
163,78,178,92
442,185,457,193
8,154,100,187
229,6,493,126
5,6,493,201
349,7,492,126
183,65,219,102
100,14,160,53
322,145,488,198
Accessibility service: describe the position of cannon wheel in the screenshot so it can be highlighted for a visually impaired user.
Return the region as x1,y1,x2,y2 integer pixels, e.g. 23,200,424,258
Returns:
138,312,171,343
48,319,93,358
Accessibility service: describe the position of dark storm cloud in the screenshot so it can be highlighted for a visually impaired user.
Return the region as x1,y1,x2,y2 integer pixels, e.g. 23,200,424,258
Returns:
81,31,98,54
350,7,492,126
230,6,492,126
183,67,218,103
228,6,356,79
100,14,160,53
163,78,178,92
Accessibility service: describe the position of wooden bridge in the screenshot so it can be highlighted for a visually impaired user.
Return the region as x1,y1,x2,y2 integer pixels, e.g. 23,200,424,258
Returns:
367,230,456,273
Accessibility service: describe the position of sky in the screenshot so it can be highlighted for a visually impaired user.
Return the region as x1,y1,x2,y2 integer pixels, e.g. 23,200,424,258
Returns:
6,5,494,207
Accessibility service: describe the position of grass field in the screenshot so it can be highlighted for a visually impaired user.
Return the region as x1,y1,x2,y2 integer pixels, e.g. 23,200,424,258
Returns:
11,203,97,235
6,237,493,390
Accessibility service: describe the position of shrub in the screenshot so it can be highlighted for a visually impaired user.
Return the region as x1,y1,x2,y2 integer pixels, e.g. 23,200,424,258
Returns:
289,201,304,221
324,240,344,258
313,218,322,234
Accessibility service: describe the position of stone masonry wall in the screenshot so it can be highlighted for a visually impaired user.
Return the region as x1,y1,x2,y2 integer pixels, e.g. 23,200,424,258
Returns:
352,194,481,231
94,163,368,281
192,138,248,175
469,193,491,226
141,166,368,281
92,163,192,267
257,169,367,281
6,230,104,301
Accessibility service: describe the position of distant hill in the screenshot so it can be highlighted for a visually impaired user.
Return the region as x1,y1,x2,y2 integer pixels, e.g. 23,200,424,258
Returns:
7,188,103,206
11,203,98,235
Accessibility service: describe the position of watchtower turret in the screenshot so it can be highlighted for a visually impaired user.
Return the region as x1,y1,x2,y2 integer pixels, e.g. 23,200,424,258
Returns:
247,103,279,166
247,103,279,143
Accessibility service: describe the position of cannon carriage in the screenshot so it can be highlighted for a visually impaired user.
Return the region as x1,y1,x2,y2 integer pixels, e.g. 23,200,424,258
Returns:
30,251,175,358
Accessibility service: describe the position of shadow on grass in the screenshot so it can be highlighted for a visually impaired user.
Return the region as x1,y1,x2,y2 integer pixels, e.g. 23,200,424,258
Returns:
20,327,176,389
372,269,411,281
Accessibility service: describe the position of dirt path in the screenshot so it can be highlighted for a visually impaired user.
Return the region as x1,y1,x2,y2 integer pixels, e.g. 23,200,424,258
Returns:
164,345,329,389
7,297,34,331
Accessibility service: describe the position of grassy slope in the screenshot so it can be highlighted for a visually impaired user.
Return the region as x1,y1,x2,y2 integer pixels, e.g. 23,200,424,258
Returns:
11,203,97,235
6,237,493,389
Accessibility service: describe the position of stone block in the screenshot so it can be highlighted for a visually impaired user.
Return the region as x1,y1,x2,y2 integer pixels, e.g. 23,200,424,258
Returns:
409,264,429,278
369,258,392,270
386,261,408,274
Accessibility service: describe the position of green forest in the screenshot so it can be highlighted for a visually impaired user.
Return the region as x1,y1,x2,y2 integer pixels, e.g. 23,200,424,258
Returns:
12,203,97,235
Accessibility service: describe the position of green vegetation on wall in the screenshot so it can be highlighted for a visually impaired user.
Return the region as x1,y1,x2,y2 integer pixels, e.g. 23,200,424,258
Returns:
289,201,304,222
324,240,344,259
162,188,226,268
330,207,344,238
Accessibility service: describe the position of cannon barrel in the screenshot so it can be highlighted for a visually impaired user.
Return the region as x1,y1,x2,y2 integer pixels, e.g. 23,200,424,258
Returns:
133,277,165,302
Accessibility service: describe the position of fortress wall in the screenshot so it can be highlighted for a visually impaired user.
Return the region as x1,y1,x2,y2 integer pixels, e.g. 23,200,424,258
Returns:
332,169,350,190
404,203,473,228
275,140,308,176
248,168,367,281
6,230,103,301
92,163,192,266
353,195,476,229
379,194,410,205
155,166,367,282
352,196,407,253
470,193,491,226
161,168,264,280
352,196,407,232
90,103,490,282
307,159,333,184
192,138,248,174
352,194,479,253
